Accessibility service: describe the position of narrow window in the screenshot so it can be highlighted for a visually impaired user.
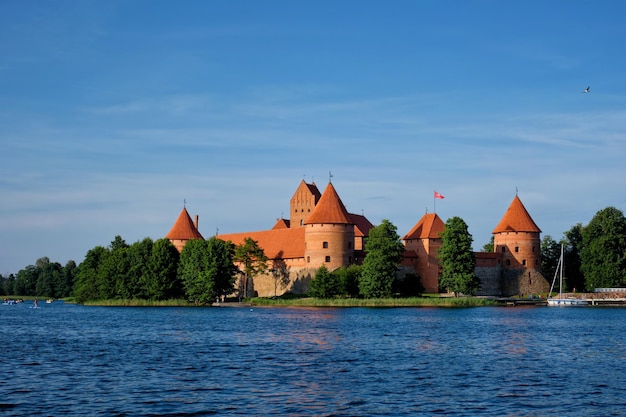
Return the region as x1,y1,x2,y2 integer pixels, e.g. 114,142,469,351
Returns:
323,241,329,249
506,259,511,266
501,247,506,253
522,259,527,266
307,256,310,263
325,256,331,263
515,247,519,253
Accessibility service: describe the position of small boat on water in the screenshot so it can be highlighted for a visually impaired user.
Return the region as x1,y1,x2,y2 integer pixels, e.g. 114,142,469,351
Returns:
547,245,589,307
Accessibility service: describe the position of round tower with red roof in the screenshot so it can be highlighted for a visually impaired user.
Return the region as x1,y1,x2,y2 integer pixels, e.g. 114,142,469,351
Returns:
165,207,204,252
304,182,355,270
492,195,542,269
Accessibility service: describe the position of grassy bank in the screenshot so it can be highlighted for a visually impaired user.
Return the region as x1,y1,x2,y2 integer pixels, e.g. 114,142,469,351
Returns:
249,296,499,308
43,296,501,308
80,299,193,307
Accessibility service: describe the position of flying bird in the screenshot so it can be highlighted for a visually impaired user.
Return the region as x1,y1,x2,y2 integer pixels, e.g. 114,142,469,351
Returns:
582,86,590,93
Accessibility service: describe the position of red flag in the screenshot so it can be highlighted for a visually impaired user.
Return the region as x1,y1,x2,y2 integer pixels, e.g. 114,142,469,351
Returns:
434,191,445,199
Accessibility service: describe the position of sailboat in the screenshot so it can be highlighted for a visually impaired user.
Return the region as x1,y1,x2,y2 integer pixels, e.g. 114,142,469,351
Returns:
547,245,589,306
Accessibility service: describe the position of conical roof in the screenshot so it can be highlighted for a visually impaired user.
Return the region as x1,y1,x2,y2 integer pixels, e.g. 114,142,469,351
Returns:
304,182,352,225
165,207,204,240
492,195,541,234
403,213,445,240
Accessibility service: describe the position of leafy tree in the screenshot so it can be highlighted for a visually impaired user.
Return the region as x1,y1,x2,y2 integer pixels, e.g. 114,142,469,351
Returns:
14,265,38,296
438,216,479,296
58,260,77,298
581,207,626,290
395,272,424,297
35,257,63,298
482,235,494,253
360,219,405,298
126,238,154,299
335,264,362,298
1,274,16,296
74,246,109,303
541,235,561,284
563,223,585,292
309,265,340,298
234,237,268,298
145,238,181,300
179,238,237,304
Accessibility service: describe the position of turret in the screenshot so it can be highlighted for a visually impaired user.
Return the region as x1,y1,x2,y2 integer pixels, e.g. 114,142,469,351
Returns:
304,182,355,270
165,207,204,252
492,195,541,269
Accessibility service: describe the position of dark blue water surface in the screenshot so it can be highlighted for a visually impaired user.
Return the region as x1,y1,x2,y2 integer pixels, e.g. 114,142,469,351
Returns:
2,301,626,416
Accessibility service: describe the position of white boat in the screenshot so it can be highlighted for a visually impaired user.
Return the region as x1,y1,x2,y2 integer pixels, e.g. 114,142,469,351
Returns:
547,245,589,306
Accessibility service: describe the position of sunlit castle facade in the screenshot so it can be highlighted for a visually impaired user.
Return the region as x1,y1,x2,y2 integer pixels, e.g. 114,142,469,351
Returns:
166,180,549,297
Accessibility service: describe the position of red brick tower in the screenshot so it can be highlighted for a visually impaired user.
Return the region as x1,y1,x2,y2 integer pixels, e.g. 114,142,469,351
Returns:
304,182,355,270
165,207,204,252
290,180,321,227
492,195,541,269
402,213,445,293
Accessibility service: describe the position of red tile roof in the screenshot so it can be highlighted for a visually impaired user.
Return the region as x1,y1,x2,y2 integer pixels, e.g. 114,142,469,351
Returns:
492,195,541,233
271,218,290,229
165,208,204,240
304,183,352,225
218,227,305,259
348,213,375,237
403,213,445,240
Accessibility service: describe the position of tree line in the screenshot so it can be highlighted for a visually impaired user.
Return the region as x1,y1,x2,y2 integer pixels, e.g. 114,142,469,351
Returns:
3,206,626,300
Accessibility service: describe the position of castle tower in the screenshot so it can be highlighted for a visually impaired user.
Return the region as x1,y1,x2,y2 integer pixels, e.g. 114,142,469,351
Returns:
290,180,321,227
403,213,445,293
492,195,549,295
492,195,541,269
165,207,204,252
304,182,355,270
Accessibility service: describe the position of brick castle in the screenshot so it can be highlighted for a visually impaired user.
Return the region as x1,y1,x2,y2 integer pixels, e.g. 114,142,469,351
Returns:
166,179,550,297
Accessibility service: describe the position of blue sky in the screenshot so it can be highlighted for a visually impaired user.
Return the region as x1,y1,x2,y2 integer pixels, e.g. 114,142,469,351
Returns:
2,0,626,275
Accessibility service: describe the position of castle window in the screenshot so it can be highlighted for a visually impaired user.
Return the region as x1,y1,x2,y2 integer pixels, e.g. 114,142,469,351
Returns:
522,259,527,266
501,247,506,253
325,256,331,263
307,256,310,263
506,259,511,266
323,241,328,249
515,247,519,253
300,219,304,226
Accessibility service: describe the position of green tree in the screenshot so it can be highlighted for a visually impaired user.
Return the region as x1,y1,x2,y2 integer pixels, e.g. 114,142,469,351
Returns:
360,219,405,298
126,238,154,299
57,260,77,298
395,272,424,297
179,238,237,304
564,223,585,292
309,265,340,298
14,265,38,296
145,238,181,300
35,257,63,298
234,237,268,298
482,235,494,253
438,216,479,296
74,246,109,303
335,264,362,298
581,207,626,290
541,235,561,284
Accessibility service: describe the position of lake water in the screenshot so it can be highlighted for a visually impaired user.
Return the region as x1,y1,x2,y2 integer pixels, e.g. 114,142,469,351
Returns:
1,301,626,416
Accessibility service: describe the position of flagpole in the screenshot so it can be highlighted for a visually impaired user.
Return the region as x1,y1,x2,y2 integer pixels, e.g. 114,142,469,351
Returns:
433,190,436,214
